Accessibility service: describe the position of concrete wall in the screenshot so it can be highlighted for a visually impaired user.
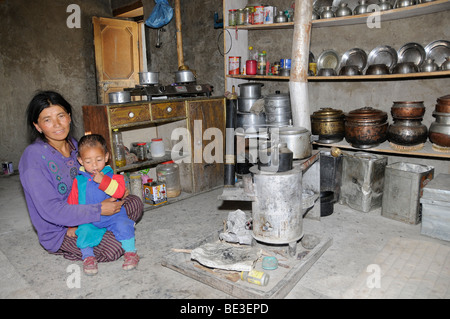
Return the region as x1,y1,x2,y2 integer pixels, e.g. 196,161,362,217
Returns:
0,0,113,167
0,0,225,169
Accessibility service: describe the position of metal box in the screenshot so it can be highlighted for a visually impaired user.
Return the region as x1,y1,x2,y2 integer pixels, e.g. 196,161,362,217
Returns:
382,162,434,224
339,153,388,213
420,173,450,241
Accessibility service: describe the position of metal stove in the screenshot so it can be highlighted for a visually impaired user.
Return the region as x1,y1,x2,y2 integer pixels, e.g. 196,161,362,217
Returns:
124,83,213,101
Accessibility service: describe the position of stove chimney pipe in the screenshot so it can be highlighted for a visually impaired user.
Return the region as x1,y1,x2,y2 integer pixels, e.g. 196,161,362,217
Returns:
289,0,313,131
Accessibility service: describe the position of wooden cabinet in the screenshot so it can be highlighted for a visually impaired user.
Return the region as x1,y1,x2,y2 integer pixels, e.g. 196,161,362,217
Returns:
82,97,225,194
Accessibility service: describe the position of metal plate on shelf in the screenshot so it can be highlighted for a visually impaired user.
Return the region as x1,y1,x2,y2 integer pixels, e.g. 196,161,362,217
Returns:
340,48,367,71
397,42,426,66
368,45,398,70
425,40,450,66
317,49,340,71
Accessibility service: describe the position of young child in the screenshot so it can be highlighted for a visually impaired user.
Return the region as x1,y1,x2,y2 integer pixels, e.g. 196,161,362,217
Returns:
67,134,139,275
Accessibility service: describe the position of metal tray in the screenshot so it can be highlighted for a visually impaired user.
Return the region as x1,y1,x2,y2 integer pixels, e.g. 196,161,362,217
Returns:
425,40,450,66
368,45,398,70
340,48,367,71
317,49,340,71
397,42,426,66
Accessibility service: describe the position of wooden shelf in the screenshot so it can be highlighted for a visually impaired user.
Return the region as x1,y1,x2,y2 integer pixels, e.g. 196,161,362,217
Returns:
227,70,450,81
224,0,450,30
314,140,450,159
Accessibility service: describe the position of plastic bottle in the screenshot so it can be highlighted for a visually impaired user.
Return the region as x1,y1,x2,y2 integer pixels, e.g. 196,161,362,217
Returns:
112,129,126,168
241,270,269,286
156,161,181,198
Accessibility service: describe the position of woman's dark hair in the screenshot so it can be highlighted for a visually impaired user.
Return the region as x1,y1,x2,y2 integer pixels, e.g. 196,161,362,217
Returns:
78,134,109,157
26,91,75,142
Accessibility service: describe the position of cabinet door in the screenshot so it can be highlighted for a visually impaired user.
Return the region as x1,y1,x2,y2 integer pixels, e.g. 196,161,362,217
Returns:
183,98,226,193
93,17,140,104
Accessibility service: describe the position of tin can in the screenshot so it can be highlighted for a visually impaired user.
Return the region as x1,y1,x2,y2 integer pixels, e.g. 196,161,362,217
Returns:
229,56,241,75
272,61,280,75
241,270,269,286
2,162,8,175
143,182,167,206
253,6,264,24
264,6,274,24
281,58,291,69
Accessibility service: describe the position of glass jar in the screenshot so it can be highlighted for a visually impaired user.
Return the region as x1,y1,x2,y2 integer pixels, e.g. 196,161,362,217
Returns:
156,161,181,198
257,52,266,75
237,9,245,25
112,129,126,168
243,7,252,25
129,172,143,203
228,9,237,26
136,143,147,161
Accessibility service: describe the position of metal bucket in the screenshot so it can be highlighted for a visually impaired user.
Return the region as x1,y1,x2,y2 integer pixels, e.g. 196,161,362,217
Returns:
250,165,303,244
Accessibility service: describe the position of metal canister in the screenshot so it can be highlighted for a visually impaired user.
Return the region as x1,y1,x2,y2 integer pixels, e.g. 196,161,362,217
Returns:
229,56,241,75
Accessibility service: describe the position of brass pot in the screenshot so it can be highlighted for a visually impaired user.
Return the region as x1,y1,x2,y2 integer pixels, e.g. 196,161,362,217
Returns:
311,108,345,143
345,107,388,148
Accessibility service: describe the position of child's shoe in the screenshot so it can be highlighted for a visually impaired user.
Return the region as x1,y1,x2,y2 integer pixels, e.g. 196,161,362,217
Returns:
83,256,98,276
122,252,139,270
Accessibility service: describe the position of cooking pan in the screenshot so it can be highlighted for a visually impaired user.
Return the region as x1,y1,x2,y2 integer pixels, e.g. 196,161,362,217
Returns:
175,70,196,83
139,72,159,85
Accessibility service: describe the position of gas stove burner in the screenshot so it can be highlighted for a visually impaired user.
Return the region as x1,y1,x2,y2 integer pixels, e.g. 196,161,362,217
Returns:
124,83,213,101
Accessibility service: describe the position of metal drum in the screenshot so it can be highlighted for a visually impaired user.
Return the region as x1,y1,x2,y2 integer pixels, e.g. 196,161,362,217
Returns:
250,165,303,245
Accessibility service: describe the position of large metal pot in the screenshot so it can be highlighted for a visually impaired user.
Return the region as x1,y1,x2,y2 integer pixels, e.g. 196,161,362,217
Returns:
265,93,292,126
277,126,312,159
310,108,345,143
345,107,388,148
387,118,428,146
429,111,450,147
174,70,196,83
236,111,266,131
108,91,131,104
238,83,264,98
139,72,159,85
237,96,259,113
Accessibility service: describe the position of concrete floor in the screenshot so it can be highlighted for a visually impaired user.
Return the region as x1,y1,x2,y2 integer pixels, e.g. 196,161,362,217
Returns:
1,173,449,299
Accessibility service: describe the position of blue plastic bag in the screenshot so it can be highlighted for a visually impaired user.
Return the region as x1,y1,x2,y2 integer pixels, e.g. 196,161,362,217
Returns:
145,0,174,29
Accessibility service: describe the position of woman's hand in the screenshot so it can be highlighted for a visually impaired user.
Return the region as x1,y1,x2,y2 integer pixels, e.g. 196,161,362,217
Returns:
67,227,77,238
100,197,124,216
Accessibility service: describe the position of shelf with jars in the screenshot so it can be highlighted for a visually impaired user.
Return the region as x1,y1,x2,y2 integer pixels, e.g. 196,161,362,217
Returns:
224,0,450,31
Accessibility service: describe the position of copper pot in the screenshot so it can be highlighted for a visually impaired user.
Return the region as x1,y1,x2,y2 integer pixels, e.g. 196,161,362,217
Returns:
345,107,388,148
391,101,425,119
310,108,345,143
436,94,450,113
